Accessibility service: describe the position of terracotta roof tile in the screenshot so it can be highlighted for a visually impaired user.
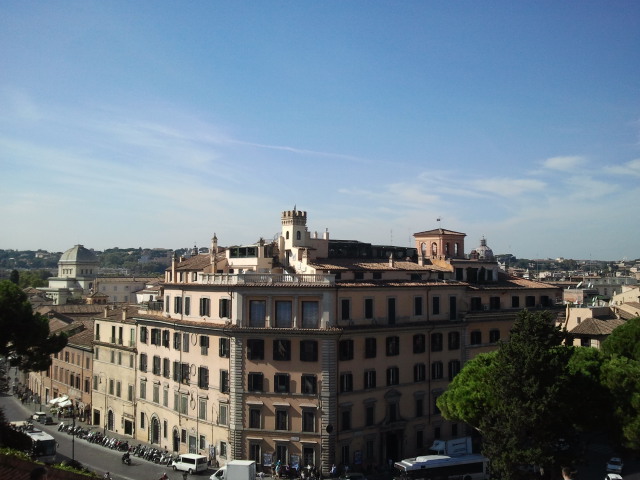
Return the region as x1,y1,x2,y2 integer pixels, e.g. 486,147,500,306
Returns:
570,317,625,335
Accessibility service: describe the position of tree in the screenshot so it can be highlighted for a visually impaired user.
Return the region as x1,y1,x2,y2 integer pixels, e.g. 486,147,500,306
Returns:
601,316,640,361
438,310,575,479
9,270,19,285
0,280,67,371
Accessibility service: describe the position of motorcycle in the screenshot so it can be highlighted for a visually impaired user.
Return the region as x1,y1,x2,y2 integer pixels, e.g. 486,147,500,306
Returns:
122,453,131,465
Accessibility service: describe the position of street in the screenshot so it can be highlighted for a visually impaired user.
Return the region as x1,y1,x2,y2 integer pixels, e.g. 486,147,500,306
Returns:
0,392,212,480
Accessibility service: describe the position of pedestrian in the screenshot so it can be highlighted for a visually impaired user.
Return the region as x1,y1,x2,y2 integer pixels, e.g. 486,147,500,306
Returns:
561,467,577,480
183,471,189,480
330,465,337,479
160,473,169,480
30,466,48,480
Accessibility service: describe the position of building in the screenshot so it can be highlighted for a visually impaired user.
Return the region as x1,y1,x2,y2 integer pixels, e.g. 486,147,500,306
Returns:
110,208,561,474
38,245,99,305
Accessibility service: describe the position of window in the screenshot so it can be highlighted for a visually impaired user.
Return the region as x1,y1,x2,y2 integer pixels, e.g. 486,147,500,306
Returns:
173,361,181,382
413,334,425,354
416,397,424,417
95,323,100,341
431,333,443,352
153,356,161,375
128,384,134,402
219,338,230,357
139,353,148,372
386,336,400,356
340,299,350,320
273,339,291,361
174,296,182,314
163,358,170,378
388,297,396,325
339,373,353,393
414,363,426,382
248,373,263,392
275,410,288,430
364,370,376,389
199,298,211,317
448,360,461,380
182,333,190,352
152,383,159,403
219,298,231,318
181,363,190,384
302,410,315,432
220,370,229,393
198,367,209,389
140,379,146,399
184,297,191,316
275,301,292,328
365,338,377,358
432,296,440,315
414,296,423,316
301,301,319,328
274,373,290,393
200,335,209,355
300,340,318,362
249,408,261,428
489,329,501,343
341,409,351,431
512,296,520,308
364,298,373,319
173,332,181,350
301,374,317,394
448,331,460,350
163,387,168,407
365,405,375,426
219,441,227,457
141,411,145,429
219,404,228,425
470,331,482,345
386,367,399,386
249,300,266,327
339,340,354,361
247,339,265,360
431,361,443,380
150,328,160,345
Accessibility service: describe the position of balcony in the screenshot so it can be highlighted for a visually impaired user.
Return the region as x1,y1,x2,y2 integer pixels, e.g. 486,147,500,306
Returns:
200,273,335,286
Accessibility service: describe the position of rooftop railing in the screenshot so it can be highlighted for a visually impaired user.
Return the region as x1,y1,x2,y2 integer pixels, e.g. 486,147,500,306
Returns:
200,272,335,286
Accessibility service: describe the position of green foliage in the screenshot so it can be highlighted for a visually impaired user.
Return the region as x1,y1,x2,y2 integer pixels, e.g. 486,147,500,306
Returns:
17,270,53,289
437,352,496,426
9,270,19,285
0,280,67,371
601,317,640,360
600,355,640,449
439,310,581,479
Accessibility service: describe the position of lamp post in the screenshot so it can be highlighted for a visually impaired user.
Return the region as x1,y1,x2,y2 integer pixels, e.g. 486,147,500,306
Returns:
98,372,107,434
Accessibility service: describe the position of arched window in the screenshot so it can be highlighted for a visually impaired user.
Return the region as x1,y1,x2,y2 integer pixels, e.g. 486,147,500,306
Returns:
296,231,301,240
431,242,437,255
286,231,290,240
454,243,459,257
150,416,160,444
421,242,427,257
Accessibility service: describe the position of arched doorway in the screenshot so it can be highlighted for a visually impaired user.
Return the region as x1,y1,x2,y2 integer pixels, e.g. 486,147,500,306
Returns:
150,417,160,444
107,410,114,431
173,427,180,452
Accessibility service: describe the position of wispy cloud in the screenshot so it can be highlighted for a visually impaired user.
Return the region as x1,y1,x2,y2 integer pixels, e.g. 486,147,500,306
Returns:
541,156,586,172
604,158,640,177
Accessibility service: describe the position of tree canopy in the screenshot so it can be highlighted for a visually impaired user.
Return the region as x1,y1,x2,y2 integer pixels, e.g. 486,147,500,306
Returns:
0,280,67,371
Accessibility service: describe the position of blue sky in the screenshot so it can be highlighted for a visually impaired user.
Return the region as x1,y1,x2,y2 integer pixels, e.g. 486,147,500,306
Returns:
1,1,639,260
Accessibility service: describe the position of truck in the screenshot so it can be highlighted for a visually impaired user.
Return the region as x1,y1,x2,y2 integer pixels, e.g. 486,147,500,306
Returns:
210,460,257,480
428,436,473,456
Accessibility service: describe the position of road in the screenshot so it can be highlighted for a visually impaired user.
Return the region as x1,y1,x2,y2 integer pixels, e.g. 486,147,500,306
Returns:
0,392,211,480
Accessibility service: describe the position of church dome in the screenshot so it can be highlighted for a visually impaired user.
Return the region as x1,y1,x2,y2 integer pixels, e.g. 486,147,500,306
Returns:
59,245,98,264
475,237,494,260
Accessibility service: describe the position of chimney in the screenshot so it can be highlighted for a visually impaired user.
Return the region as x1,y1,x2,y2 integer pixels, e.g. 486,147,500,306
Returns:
389,253,395,268
103,307,109,318
122,308,127,321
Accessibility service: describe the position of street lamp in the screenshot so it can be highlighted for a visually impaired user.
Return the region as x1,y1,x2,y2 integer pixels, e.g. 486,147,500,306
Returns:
98,372,107,434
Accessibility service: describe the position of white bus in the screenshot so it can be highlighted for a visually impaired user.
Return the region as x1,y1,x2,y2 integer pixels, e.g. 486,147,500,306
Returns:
24,429,57,463
394,453,489,480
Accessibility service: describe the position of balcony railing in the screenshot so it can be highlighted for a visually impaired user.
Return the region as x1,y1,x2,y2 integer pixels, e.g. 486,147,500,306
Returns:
200,273,335,286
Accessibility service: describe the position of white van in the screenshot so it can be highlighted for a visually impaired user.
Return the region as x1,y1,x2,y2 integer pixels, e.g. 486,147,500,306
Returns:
172,453,209,474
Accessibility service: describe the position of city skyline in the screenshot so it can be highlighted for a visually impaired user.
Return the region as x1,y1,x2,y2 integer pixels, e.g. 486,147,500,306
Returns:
1,2,639,260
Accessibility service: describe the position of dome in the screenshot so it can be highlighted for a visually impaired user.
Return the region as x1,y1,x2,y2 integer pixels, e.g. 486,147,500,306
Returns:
475,237,494,260
59,244,99,264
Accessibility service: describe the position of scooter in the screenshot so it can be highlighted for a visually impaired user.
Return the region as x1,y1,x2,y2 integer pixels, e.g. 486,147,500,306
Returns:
122,453,131,465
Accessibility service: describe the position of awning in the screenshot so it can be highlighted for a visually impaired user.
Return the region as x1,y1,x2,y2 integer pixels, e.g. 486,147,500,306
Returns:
58,399,72,408
48,395,69,405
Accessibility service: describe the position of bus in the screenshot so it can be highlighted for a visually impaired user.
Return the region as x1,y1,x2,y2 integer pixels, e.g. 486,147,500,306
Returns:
394,453,489,480
24,428,58,463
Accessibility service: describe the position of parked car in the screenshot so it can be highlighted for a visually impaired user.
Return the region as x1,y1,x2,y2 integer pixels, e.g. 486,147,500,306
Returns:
606,457,624,474
605,474,622,480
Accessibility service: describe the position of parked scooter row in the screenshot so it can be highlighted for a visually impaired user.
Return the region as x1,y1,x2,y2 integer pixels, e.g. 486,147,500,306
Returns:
56,419,177,467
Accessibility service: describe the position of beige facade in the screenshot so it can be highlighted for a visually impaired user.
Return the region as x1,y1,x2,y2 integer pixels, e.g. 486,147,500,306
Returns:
115,209,561,476
92,307,138,436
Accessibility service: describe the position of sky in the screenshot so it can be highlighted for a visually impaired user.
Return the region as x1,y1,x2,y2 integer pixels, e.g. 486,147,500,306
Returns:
1,2,639,261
